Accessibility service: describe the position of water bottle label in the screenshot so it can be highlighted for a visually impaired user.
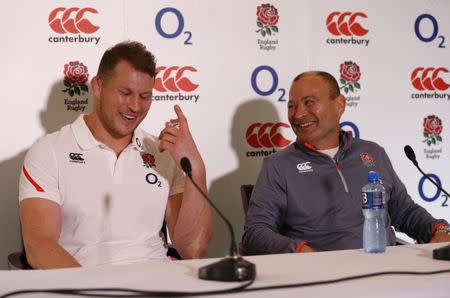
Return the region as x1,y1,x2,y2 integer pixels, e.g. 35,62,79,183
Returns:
362,191,384,209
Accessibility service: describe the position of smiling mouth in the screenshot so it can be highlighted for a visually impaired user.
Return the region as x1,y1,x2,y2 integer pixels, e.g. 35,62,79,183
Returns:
121,113,137,121
292,121,316,130
299,121,315,128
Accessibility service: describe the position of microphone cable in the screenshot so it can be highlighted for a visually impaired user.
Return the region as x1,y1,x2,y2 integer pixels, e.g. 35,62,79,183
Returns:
2,268,450,298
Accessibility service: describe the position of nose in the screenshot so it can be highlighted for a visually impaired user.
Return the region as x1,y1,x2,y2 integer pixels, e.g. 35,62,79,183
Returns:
127,95,139,112
292,102,307,119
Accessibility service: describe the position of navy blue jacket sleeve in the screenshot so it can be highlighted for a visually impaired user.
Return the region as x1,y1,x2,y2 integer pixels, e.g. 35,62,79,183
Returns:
242,157,302,254
382,148,448,242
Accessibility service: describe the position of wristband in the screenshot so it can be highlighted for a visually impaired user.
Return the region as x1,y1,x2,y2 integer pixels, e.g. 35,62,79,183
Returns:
295,241,307,253
432,223,450,237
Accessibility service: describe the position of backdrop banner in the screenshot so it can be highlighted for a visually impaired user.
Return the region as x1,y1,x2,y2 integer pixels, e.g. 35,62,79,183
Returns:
1,0,449,268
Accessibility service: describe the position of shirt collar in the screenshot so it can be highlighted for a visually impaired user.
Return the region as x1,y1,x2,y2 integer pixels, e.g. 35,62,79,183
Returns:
71,114,146,152
71,114,101,150
294,130,354,156
131,127,146,152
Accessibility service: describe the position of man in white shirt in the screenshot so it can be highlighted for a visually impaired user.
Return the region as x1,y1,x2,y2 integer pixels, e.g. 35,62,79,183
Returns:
18,41,213,268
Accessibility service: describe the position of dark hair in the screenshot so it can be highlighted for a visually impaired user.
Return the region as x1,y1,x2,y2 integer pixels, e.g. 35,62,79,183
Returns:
97,41,156,80
292,71,340,99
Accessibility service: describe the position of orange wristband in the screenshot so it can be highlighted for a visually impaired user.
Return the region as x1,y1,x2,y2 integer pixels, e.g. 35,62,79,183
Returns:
431,223,448,236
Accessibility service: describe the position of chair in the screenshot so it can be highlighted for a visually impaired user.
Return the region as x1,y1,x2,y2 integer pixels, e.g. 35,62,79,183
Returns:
7,251,32,270
160,221,183,260
240,184,254,218
239,185,255,255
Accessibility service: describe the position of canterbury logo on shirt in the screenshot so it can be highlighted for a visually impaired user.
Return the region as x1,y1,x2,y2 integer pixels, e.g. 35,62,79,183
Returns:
297,161,313,173
69,152,85,163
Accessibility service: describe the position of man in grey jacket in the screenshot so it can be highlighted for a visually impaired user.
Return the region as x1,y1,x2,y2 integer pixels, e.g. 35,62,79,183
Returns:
242,71,450,254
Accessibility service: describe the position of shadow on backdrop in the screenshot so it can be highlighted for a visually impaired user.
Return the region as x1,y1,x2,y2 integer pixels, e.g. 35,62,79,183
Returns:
0,79,92,269
206,98,283,258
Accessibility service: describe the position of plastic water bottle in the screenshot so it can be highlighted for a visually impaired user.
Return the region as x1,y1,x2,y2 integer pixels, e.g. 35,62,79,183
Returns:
361,171,386,253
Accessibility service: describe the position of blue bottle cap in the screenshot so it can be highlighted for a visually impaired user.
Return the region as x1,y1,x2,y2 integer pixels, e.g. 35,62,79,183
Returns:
368,171,379,182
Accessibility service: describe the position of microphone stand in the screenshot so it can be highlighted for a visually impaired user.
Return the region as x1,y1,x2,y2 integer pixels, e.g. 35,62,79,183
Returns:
181,158,256,281
404,146,450,261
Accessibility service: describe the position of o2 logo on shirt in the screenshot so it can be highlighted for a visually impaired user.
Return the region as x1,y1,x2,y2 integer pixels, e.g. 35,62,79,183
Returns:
418,173,448,207
339,121,360,139
251,65,286,102
155,7,193,45
145,173,162,187
414,14,446,48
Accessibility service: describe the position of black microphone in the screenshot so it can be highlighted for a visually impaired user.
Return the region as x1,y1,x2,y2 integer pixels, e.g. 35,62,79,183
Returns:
403,145,450,261
404,145,418,166
180,157,192,174
403,145,450,198
180,157,256,281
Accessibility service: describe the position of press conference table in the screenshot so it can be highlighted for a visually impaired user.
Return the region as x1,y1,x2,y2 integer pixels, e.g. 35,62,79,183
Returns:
1,243,450,298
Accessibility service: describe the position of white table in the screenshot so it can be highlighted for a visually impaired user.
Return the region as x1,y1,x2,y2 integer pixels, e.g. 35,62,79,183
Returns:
1,242,450,297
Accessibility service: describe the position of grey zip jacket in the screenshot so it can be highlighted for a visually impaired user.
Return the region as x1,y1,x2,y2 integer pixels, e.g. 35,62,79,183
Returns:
243,131,448,254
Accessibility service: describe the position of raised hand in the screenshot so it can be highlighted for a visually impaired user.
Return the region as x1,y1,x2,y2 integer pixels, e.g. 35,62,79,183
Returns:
158,105,204,170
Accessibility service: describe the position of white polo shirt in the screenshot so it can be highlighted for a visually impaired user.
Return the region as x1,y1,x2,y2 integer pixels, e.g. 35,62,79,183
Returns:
19,115,185,266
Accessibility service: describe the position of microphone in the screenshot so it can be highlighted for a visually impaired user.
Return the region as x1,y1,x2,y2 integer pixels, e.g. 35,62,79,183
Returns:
404,145,418,166
403,145,450,198
403,145,450,261
180,157,192,174
180,157,256,281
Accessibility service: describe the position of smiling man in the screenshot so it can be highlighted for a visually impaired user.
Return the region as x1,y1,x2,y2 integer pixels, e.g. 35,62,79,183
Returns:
242,71,450,255
18,41,212,268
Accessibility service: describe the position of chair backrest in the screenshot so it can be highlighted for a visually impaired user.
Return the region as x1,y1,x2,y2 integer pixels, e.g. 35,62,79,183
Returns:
7,252,32,270
240,184,254,217
160,221,183,260
239,184,254,255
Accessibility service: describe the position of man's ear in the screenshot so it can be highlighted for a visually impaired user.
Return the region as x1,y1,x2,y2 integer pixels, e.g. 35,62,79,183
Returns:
336,94,346,116
90,76,102,98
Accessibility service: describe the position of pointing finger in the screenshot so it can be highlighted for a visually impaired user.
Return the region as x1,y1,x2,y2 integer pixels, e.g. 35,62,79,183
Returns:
174,104,188,129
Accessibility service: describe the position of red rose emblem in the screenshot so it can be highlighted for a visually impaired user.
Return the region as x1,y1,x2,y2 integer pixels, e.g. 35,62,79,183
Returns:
340,61,361,82
360,153,375,167
423,115,443,136
142,153,155,165
360,153,373,162
339,61,361,94
141,153,156,168
64,61,89,84
257,4,279,25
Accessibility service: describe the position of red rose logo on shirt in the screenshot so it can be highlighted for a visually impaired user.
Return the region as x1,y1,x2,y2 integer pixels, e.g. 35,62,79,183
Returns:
423,115,443,146
339,61,361,94
141,153,156,168
360,152,375,168
62,61,89,97
256,4,279,37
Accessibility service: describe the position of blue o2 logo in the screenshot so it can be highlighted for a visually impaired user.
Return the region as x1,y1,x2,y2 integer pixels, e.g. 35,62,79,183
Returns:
251,65,286,101
145,173,162,187
418,173,448,207
414,14,446,48
155,7,193,45
339,121,360,139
